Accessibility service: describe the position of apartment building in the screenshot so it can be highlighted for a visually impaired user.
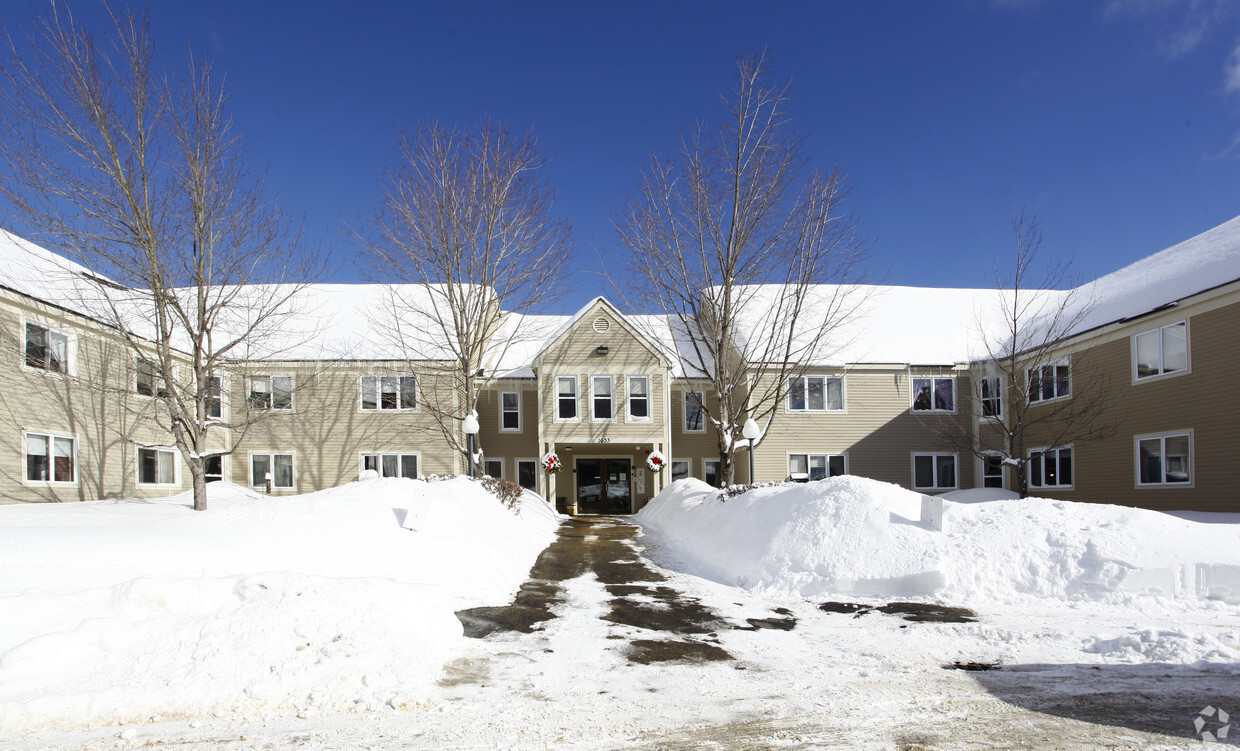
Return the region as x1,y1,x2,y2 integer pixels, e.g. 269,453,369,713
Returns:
1,216,1237,513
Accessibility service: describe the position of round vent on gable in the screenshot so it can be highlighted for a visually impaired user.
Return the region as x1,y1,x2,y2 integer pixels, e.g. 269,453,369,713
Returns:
592,317,611,333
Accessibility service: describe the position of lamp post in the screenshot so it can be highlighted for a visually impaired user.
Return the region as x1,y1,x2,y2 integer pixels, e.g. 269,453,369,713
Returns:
462,412,480,478
742,418,761,484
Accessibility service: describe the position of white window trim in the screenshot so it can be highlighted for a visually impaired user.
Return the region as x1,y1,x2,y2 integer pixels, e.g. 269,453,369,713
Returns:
911,452,959,491
979,374,1003,421
787,375,846,413
249,374,295,412
788,452,848,481
205,374,226,421
249,451,296,491
358,374,417,413
703,459,721,485
626,375,652,422
1134,430,1194,488
135,358,176,399
555,375,579,422
500,390,522,432
137,446,179,486
670,459,691,482
683,390,706,433
23,430,78,485
1027,360,1071,404
22,317,76,377
516,457,539,492
910,375,957,414
591,375,614,422
203,454,226,483
360,451,421,480
484,457,505,479
1132,320,1190,383
1027,445,1074,490
979,452,1005,489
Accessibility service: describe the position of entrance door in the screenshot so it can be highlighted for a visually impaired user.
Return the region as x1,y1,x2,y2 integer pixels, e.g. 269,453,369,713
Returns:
576,458,632,514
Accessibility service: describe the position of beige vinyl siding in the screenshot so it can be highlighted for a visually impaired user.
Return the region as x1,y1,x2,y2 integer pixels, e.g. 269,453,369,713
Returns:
231,362,453,492
1023,300,1240,511
0,292,196,503
535,303,670,447
755,367,974,491
668,385,727,479
476,381,540,474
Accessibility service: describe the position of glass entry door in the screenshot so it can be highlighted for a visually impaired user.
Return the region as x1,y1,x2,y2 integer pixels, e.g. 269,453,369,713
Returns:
576,458,632,514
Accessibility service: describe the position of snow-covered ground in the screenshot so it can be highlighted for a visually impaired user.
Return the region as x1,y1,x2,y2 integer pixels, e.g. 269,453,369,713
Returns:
2,475,1238,749
0,478,558,735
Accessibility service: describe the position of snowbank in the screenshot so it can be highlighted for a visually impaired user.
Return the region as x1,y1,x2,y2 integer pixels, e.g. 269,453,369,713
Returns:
636,476,1240,606
0,479,559,731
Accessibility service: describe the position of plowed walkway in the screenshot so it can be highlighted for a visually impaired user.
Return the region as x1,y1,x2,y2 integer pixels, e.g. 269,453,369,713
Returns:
456,517,794,664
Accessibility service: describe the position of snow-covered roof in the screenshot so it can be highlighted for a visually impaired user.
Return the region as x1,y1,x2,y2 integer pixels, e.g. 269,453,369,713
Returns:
726,283,1005,366
7,213,1240,370
1066,214,1240,337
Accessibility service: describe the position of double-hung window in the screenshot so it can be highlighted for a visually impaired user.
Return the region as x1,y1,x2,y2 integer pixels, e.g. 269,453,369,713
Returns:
25,432,76,483
1028,362,1070,403
362,452,419,479
592,376,613,420
252,452,294,489
1028,446,1072,488
25,322,68,374
627,376,650,420
501,391,520,430
684,391,705,432
556,376,578,420
979,376,1001,418
360,375,416,411
136,359,168,398
788,376,844,411
912,377,954,412
789,453,846,481
250,375,293,411
206,375,223,419
1137,433,1191,486
913,453,957,490
139,447,177,485
1134,322,1188,380
981,454,1005,489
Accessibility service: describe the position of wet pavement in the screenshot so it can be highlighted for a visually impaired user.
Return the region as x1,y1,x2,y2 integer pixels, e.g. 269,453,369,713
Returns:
456,516,747,664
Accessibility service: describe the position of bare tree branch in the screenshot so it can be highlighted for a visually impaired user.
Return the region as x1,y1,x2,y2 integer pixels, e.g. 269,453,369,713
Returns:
0,3,327,510
356,120,572,472
612,50,869,485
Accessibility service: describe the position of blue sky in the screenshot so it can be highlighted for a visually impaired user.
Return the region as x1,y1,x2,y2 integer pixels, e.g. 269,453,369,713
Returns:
10,1,1240,313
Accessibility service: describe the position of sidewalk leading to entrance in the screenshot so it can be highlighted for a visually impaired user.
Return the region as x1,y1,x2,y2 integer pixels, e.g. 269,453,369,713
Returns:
456,517,755,663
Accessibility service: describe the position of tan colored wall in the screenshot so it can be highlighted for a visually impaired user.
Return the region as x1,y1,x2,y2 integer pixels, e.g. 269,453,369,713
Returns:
474,379,541,483
0,292,207,503
229,362,454,493
754,366,975,492
535,302,670,448
1023,300,1240,512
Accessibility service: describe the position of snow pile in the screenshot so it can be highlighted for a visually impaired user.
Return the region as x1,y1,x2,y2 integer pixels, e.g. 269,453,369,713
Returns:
0,478,558,732
637,476,1240,606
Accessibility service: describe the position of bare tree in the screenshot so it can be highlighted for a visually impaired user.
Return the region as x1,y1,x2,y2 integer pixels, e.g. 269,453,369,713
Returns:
613,50,868,486
358,121,572,474
0,5,324,510
962,214,1120,497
